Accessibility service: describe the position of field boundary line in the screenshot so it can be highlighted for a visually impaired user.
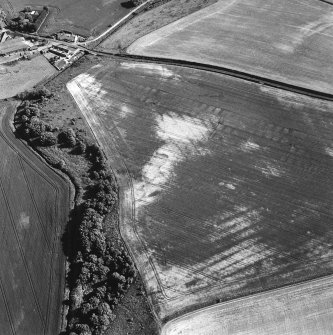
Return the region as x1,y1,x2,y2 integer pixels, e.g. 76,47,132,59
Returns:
94,52,333,101
317,0,333,5
161,272,333,334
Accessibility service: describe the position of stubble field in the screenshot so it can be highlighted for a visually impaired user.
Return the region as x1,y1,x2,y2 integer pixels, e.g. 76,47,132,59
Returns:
0,102,69,335
67,60,333,322
128,0,333,94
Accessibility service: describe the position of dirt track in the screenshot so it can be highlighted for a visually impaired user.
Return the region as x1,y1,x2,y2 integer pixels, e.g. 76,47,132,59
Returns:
0,101,70,335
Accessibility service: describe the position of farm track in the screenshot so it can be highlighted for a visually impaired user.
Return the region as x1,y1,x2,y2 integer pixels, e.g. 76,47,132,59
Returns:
0,102,70,335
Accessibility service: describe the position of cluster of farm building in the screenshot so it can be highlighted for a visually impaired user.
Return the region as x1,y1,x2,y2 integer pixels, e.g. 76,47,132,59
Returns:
0,29,84,70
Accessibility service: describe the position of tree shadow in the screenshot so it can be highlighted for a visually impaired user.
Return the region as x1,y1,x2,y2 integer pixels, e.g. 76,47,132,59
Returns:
121,1,135,9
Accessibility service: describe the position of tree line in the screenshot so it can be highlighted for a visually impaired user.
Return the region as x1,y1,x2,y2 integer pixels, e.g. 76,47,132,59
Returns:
15,88,137,335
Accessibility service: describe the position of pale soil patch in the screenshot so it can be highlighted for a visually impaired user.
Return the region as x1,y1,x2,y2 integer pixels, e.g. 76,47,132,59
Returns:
128,0,333,94
161,275,333,335
0,56,56,99
240,140,260,152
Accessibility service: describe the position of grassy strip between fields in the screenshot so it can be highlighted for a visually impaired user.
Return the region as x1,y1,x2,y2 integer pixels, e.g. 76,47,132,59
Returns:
13,87,137,335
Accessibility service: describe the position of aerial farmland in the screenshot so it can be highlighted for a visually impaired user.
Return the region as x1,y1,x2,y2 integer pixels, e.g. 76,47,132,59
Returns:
67,60,333,324
0,102,69,334
1,0,333,334
128,0,333,94
0,0,132,36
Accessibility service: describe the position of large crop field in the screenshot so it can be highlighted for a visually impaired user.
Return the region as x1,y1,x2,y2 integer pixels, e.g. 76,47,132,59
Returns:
0,0,131,36
162,275,333,335
67,60,333,322
0,102,69,334
128,0,333,94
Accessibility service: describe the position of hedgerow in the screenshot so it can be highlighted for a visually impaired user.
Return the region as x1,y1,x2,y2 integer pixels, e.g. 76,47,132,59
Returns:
14,92,136,335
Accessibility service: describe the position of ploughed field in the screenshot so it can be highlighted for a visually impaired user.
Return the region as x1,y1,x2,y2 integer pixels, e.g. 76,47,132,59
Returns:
0,102,69,335
128,0,333,94
0,0,131,36
67,61,333,320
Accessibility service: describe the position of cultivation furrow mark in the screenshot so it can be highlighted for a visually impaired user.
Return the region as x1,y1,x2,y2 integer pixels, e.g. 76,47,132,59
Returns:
103,73,223,116
161,253,333,299
98,53,333,102
138,212,311,280
154,185,333,249
70,82,168,299
44,182,61,335
0,176,46,330
215,140,329,182
215,117,333,154
161,264,319,302
218,108,333,147
126,76,225,110
2,104,65,333
139,201,258,242
139,193,333,257
133,159,333,236
108,77,223,123
133,157,333,232
0,121,58,193
205,135,333,188
97,84,222,133
149,240,269,285
210,127,333,180
18,158,52,248
0,274,16,335
4,104,68,335
143,213,267,262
